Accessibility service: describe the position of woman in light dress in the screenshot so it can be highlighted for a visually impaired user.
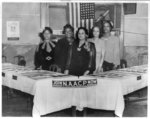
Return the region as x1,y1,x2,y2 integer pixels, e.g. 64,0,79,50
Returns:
101,20,120,71
88,25,105,74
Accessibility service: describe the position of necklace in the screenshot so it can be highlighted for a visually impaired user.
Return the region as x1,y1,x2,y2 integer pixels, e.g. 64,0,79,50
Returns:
77,41,85,51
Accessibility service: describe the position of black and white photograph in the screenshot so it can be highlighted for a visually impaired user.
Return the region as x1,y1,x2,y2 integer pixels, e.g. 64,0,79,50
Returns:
1,0,149,117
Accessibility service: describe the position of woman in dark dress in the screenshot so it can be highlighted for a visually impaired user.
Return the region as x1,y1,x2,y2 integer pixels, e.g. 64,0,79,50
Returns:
34,27,56,70
54,24,75,73
66,27,96,76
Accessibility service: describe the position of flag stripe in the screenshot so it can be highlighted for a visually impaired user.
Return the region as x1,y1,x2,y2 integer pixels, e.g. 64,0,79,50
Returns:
69,3,72,25
88,19,91,31
86,19,89,30
90,19,93,29
71,3,74,27
77,3,80,27
73,3,76,29
84,20,86,28
81,20,84,27
76,3,78,27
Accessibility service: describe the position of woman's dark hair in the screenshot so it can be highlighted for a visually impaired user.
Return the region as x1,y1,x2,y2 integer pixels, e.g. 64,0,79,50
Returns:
102,20,113,34
75,27,89,43
62,24,74,34
90,25,102,38
39,27,53,41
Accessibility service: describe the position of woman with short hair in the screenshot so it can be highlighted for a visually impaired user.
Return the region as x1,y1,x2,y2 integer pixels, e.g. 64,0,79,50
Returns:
34,27,56,70
102,20,120,71
54,24,75,73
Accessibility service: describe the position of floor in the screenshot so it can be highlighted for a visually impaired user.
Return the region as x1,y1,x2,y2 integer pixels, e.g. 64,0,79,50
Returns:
2,86,147,117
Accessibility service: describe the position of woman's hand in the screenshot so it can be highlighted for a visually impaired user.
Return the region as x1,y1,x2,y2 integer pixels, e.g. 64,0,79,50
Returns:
113,65,117,70
83,70,90,75
84,41,90,52
64,70,69,75
94,67,103,74
36,66,42,70
99,67,103,72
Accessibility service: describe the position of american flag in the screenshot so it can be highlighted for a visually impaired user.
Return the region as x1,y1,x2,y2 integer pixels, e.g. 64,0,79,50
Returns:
68,3,95,33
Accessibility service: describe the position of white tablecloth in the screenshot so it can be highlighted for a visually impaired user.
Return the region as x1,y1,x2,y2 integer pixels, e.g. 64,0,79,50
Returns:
78,76,124,117
32,76,78,116
93,65,148,95
2,63,37,95
79,65,148,117
2,63,147,117
118,65,148,95
32,76,124,117
2,63,78,116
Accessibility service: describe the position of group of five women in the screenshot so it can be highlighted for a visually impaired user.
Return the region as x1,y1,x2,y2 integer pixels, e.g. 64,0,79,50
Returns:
34,20,120,76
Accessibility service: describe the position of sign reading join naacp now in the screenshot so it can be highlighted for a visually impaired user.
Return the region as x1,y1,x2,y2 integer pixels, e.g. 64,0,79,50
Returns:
7,21,20,40
52,79,97,88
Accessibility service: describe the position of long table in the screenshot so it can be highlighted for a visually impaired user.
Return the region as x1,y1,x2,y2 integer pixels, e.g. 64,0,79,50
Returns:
32,73,124,117
2,63,148,117
79,65,148,117
2,63,78,116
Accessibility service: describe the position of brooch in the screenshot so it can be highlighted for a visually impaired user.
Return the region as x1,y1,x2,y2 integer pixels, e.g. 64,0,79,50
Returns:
46,56,52,61
84,44,90,52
